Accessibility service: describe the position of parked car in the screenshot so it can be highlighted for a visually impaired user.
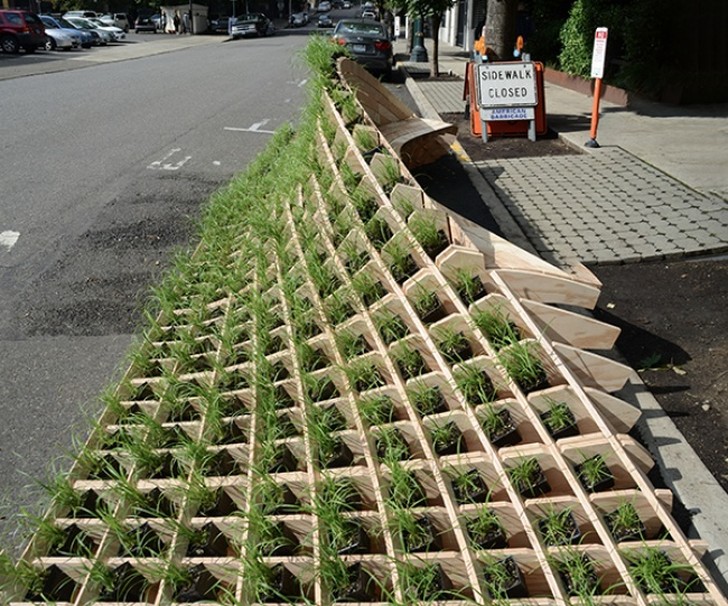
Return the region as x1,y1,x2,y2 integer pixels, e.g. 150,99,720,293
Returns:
342,1,351,8
63,16,112,45
0,9,46,54
100,13,129,32
317,1,331,12
41,14,93,47
44,26,80,50
208,16,230,34
289,12,307,27
361,8,376,19
332,18,393,78
134,15,157,33
62,10,98,19
230,13,274,37
317,13,333,27
87,17,126,40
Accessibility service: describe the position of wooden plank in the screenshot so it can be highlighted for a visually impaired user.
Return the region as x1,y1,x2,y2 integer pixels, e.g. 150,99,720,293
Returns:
554,343,633,393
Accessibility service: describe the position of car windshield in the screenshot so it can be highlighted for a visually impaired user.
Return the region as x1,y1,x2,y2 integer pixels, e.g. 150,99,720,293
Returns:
89,18,107,26
337,21,383,34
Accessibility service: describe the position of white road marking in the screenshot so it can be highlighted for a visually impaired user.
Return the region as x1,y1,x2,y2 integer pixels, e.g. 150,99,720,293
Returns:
213,161,221,166
0,231,20,252
224,126,276,135
147,148,192,171
297,79,308,88
249,119,270,132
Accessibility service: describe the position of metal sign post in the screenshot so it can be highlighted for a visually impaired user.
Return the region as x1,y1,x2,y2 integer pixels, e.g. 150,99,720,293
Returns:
475,61,539,142
586,27,608,148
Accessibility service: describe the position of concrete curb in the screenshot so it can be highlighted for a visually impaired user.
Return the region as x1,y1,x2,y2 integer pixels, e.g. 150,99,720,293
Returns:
400,65,728,593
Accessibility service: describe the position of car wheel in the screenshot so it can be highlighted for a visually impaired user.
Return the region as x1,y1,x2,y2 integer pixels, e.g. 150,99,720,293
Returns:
1,35,20,54
45,36,56,51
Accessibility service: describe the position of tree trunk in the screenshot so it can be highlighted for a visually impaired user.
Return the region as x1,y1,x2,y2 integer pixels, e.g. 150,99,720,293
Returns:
430,14,441,77
484,0,517,60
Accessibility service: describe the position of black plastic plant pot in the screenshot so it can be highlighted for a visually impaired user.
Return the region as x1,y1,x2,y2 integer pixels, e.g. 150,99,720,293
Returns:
99,563,152,603
456,275,487,304
558,555,600,597
390,255,419,285
264,565,303,603
174,565,219,603
121,523,166,558
144,451,182,480
344,250,369,274
334,562,378,602
422,230,449,259
277,414,299,439
48,523,96,558
269,445,298,474
218,371,250,393
439,336,473,364
417,298,446,324
466,517,508,550
264,334,285,356
134,487,176,518
486,409,522,448
268,484,301,515
196,489,237,517
376,429,411,461
71,489,103,518
452,469,490,504
166,401,198,423
516,368,550,394
302,348,330,373
366,217,393,250
267,522,300,557
575,456,615,493
25,565,76,603
154,424,189,449
270,360,290,381
218,419,247,445
605,509,647,543
204,449,239,477
432,422,465,456
483,556,528,600
309,376,340,402
355,197,379,224
274,385,296,409
511,464,551,499
336,520,371,555
186,522,230,557
87,453,125,480
540,407,579,440
412,386,448,417
410,563,453,601
395,350,428,380
322,439,354,469
361,281,387,307
130,382,157,401
404,516,442,553
538,510,582,546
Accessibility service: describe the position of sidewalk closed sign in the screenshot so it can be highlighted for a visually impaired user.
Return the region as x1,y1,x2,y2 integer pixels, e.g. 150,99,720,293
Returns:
476,62,538,109
590,27,608,78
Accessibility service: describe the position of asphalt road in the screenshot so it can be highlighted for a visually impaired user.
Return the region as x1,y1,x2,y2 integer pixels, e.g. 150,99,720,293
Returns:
0,29,313,549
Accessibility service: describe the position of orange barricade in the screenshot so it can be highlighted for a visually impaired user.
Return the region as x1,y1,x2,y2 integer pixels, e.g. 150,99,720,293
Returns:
464,61,547,139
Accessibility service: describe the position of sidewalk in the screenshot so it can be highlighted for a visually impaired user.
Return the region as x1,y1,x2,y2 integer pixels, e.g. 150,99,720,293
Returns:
393,38,728,267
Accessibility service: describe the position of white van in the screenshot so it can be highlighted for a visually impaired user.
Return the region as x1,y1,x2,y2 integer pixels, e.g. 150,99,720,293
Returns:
100,12,129,32
63,10,98,19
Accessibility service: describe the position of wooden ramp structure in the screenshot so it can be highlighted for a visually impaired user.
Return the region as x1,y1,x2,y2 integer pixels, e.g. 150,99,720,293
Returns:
3,55,726,606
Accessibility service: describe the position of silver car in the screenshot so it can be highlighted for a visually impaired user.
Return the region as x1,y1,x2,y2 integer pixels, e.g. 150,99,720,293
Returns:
44,27,80,50
65,16,114,44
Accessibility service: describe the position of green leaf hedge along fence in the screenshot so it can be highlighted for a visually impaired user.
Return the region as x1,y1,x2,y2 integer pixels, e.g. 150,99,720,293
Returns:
1,40,725,606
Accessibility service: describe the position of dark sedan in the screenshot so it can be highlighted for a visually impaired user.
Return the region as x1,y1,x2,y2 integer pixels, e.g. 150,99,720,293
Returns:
332,18,393,79
230,13,274,37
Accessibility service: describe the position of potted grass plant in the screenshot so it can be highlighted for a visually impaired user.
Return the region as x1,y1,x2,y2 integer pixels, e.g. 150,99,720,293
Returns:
358,393,396,426
374,309,409,344
435,326,473,364
480,404,521,448
498,340,549,393
454,364,498,405
408,212,449,259
364,215,393,250
605,501,647,543
398,561,453,601
324,288,357,326
481,555,528,600
574,453,615,493
391,341,429,380
555,551,601,598
351,271,387,307
394,510,441,553
386,464,427,509
540,398,579,440
376,154,404,194
430,421,465,456
384,237,419,285
452,268,487,304
335,329,370,359
407,381,447,416
376,426,411,462
344,357,387,392
624,547,700,595
537,506,582,546
450,468,490,504
472,306,521,350
412,287,446,324
507,456,550,499
466,507,507,550
351,189,380,224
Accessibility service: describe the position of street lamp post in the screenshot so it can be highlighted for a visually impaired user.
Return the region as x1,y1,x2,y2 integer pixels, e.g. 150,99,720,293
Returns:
410,14,428,62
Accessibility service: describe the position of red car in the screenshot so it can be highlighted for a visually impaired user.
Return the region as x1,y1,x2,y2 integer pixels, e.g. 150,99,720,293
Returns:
0,9,46,54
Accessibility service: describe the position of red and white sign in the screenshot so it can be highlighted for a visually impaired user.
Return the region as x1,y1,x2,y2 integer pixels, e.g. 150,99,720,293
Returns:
590,27,608,79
